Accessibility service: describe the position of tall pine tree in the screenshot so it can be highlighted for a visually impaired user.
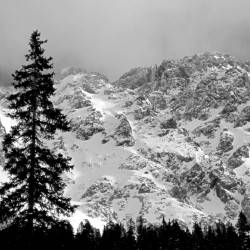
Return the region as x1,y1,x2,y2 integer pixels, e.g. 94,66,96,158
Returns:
0,30,75,243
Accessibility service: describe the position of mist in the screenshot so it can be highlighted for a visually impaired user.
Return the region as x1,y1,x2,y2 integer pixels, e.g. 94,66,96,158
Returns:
1,0,250,83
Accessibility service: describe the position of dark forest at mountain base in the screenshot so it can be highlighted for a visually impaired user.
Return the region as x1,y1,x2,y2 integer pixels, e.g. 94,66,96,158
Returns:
0,211,249,250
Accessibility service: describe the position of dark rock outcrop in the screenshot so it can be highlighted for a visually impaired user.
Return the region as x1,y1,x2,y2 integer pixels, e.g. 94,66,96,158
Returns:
217,129,234,154
113,114,135,146
228,144,250,169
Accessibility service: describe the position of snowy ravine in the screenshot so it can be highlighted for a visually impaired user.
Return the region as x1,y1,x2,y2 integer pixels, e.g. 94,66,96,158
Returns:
2,52,250,230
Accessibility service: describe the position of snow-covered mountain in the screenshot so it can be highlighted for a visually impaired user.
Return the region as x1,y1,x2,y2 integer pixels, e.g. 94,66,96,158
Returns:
2,52,250,230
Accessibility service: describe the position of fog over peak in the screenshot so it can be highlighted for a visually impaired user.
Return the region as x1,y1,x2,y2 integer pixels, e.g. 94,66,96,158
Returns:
1,0,250,83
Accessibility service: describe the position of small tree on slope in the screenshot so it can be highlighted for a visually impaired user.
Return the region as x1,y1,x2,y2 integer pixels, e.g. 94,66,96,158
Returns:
0,31,75,244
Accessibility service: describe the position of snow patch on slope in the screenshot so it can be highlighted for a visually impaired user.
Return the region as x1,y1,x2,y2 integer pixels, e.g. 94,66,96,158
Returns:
0,109,16,133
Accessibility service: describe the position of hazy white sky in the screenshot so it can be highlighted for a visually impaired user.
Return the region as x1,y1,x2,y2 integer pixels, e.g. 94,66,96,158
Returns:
1,0,250,82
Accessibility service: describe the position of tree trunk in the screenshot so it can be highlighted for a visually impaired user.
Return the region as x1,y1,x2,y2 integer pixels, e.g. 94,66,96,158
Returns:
27,80,37,246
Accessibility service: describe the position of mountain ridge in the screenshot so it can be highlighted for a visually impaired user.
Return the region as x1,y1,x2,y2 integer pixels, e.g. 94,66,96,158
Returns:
1,52,250,230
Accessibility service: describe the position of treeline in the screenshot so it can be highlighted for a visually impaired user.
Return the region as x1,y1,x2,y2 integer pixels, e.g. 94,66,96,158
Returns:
0,211,250,250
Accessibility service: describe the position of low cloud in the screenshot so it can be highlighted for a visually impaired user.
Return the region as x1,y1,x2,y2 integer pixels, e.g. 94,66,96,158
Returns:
1,0,250,83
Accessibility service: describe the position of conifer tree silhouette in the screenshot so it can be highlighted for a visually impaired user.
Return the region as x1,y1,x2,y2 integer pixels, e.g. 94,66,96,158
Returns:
236,211,250,249
0,30,75,247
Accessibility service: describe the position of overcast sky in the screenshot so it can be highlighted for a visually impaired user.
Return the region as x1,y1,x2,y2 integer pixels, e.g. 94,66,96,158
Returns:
1,0,250,83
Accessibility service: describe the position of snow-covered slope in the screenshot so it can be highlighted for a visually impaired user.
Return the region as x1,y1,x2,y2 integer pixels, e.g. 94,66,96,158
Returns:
2,53,250,230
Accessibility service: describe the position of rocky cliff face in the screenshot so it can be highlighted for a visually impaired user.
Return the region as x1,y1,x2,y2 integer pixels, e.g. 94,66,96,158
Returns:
1,53,250,229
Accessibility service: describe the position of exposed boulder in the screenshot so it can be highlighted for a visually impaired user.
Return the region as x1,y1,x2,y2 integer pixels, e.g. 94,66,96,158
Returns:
170,186,187,201
160,118,177,130
220,102,237,115
224,112,239,124
228,144,250,169
211,168,245,204
218,174,243,191
217,129,234,154
112,114,135,146
197,111,210,121
137,178,157,194
235,106,250,127
135,95,146,105
123,100,133,108
75,111,104,140
82,177,114,199
215,185,234,203
138,183,152,194
181,163,210,194
119,154,147,170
